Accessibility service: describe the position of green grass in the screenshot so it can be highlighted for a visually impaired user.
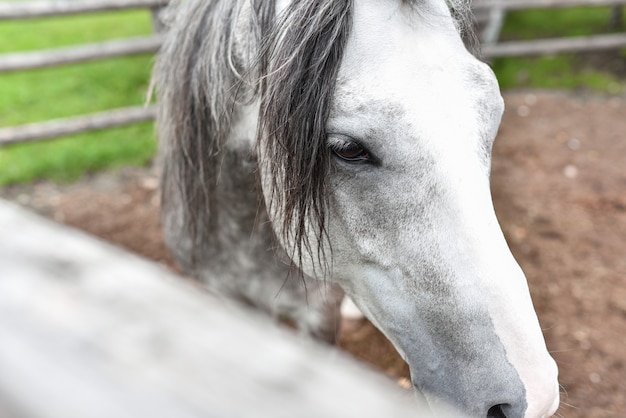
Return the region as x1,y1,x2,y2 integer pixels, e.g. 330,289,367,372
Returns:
491,7,626,92
499,7,621,39
0,11,156,187
0,11,154,52
493,55,625,93
0,123,155,184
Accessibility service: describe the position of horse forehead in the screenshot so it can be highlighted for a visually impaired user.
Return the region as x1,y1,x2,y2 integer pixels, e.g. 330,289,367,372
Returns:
348,0,464,62
336,45,491,114
331,49,502,155
341,0,487,97
330,87,407,127
330,65,493,144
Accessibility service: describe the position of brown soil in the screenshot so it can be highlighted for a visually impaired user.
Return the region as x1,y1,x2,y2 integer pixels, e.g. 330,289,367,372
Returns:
2,91,624,417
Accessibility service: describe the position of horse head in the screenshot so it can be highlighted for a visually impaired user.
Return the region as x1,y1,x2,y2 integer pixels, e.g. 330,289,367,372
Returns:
258,0,559,416
157,0,559,415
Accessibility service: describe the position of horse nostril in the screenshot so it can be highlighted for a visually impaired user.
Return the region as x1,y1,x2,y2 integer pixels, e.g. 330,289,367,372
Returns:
487,404,508,418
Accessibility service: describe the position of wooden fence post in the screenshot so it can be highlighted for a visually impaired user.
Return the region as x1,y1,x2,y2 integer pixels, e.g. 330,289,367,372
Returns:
150,6,165,33
610,5,623,29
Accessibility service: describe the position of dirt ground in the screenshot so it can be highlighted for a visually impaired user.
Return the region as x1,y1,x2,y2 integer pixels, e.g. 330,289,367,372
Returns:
2,91,625,417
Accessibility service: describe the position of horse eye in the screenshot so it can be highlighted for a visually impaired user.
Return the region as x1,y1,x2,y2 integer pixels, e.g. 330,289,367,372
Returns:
331,141,371,163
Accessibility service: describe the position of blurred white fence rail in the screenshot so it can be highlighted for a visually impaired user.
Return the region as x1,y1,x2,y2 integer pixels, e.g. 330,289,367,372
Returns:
0,200,431,418
0,0,166,146
0,0,167,19
474,0,626,57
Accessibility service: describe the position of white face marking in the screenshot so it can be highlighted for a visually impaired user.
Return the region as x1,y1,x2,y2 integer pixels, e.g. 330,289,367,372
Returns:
263,0,559,416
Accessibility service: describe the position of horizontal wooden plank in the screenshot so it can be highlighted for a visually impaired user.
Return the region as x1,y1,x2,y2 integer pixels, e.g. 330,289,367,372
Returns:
0,106,156,146
482,32,626,57
0,35,162,73
0,200,436,418
0,0,168,20
473,0,626,11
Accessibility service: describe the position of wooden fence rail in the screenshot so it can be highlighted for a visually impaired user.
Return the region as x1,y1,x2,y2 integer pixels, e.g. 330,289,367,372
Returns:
0,106,156,146
482,32,626,57
475,0,626,55
0,0,167,20
474,0,626,11
0,200,440,418
0,35,162,73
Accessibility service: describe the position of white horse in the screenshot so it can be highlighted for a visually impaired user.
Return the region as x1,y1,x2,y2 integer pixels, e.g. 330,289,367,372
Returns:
154,0,559,416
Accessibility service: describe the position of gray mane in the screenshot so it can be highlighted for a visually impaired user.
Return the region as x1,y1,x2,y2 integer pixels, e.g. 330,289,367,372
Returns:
155,0,475,270
155,0,274,259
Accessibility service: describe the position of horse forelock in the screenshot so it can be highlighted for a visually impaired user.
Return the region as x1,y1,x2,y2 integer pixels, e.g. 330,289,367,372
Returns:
258,0,353,276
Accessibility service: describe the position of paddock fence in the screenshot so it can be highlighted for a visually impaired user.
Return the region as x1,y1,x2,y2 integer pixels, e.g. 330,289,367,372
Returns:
0,0,167,147
474,0,626,57
0,0,625,146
